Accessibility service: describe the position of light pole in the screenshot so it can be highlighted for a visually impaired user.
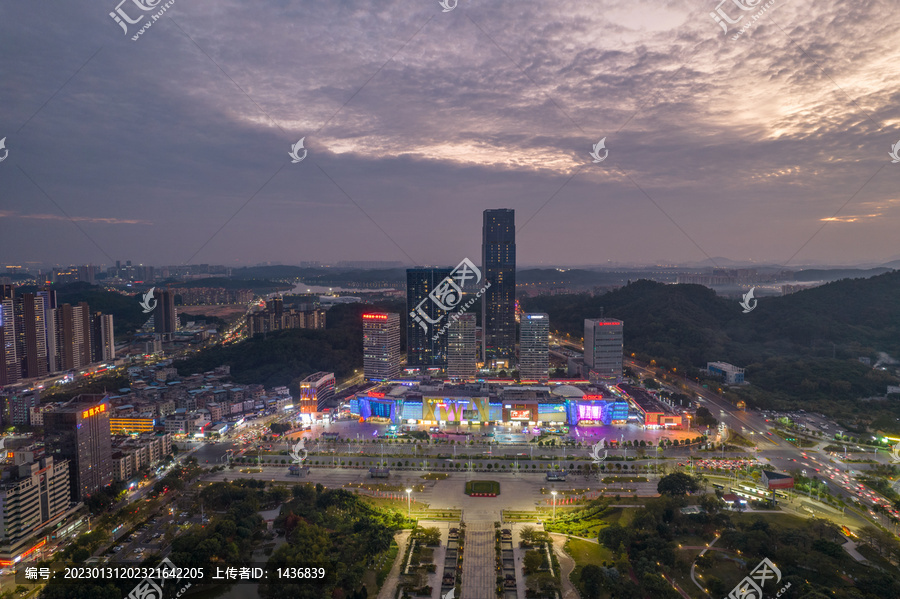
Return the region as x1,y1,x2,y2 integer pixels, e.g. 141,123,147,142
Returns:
406,488,412,517
551,490,558,520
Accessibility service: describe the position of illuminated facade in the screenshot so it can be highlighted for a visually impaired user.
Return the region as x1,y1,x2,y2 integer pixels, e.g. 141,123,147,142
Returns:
109,416,156,434
298,372,335,413
43,395,113,502
363,313,401,381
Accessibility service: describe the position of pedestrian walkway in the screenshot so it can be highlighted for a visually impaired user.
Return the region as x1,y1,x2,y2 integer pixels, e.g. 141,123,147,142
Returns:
377,530,411,599
461,522,495,599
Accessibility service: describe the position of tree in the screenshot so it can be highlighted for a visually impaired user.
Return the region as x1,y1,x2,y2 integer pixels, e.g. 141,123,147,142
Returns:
695,407,717,428
581,564,605,599
523,550,543,574
657,472,700,496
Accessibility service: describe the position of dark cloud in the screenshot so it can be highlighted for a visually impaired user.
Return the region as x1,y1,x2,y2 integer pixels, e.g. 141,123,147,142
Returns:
1,0,898,268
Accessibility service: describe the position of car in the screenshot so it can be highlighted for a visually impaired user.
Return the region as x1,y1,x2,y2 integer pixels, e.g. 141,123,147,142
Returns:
114,545,124,552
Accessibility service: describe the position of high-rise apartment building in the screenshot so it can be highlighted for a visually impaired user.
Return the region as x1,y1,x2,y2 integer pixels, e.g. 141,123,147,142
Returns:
519,313,549,381
583,319,624,379
363,313,401,381
0,286,19,386
406,267,453,368
447,313,477,380
154,289,177,338
91,313,115,362
43,395,113,502
21,293,48,379
482,209,516,369
55,303,89,371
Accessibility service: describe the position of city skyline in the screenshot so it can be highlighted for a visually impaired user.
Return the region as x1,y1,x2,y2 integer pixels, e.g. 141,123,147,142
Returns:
1,1,899,267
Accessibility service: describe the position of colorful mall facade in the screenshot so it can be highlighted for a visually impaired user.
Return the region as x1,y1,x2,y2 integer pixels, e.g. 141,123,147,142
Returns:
347,381,683,428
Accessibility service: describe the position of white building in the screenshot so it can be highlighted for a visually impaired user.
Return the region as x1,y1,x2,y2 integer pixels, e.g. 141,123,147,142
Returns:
363,313,401,381
447,314,477,380
519,313,549,381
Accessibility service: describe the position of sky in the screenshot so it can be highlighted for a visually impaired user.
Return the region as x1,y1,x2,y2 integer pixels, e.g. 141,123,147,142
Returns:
1,0,899,270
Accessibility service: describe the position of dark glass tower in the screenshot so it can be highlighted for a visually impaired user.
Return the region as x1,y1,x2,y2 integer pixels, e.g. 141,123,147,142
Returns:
406,267,453,368
482,209,516,368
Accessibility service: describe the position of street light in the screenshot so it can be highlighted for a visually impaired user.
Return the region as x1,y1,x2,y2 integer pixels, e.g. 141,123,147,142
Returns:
551,490,558,520
406,488,413,517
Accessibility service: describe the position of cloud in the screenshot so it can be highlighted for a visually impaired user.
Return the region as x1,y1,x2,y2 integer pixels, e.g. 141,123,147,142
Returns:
0,210,151,225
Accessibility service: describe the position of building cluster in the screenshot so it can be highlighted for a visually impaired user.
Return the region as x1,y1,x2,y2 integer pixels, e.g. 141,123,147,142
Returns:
348,380,682,428
364,209,623,384
176,287,254,306
106,364,296,436
247,297,326,337
0,286,115,386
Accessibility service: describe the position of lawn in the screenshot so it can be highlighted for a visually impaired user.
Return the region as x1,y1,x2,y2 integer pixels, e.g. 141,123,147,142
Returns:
566,538,613,597
465,480,500,496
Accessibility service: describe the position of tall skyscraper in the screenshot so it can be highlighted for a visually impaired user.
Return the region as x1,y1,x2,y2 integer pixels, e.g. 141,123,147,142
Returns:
584,318,624,379
519,313,549,381
363,313,401,381
406,267,452,368
154,289,177,338
43,395,113,502
482,209,516,369
447,313,477,380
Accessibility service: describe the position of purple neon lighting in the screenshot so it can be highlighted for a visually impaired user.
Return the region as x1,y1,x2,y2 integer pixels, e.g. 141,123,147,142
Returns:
578,404,604,420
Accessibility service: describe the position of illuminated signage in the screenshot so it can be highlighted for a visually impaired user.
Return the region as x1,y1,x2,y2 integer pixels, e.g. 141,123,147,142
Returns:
81,404,107,419
510,410,531,420
526,314,544,319
363,314,388,320
581,394,605,400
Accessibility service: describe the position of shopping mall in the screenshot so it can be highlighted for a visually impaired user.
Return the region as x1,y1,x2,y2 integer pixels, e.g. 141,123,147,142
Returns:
346,381,683,429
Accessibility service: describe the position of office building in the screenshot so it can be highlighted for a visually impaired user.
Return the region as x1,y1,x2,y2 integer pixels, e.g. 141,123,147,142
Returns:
519,313,549,381
583,318,624,379
406,267,453,368
706,362,745,384
447,313,477,380
43,396,113,502
298,372,336,413
0,457,71,560
154,289,177,338
363,313,401,381
482,209,516,369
